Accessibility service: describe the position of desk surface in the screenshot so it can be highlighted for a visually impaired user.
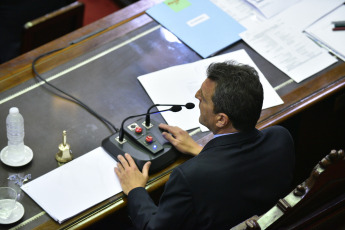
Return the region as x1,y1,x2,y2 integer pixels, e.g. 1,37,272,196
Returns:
0,0,345,229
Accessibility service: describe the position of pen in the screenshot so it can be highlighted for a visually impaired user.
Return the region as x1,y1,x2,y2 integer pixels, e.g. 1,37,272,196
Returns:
332,26,345,31
332,21,345,27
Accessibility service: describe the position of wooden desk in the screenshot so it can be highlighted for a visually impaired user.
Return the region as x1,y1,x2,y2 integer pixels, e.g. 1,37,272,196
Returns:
0,0,344,229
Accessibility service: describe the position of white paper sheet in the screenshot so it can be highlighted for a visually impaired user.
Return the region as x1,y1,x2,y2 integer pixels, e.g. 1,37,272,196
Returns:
240,0,343,83
305,5,345,61
138,49,283,132
210,0,344,32
245,0,300,19
210,0,267,29
270,0,344,31
240,20,337,83
21,147,121,223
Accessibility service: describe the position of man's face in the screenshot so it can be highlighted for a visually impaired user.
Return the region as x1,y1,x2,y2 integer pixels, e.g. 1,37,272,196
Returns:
195,78,217,132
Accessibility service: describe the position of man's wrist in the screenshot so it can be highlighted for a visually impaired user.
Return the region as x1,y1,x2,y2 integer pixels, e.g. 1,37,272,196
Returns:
189,144,203,156
126,186,145,196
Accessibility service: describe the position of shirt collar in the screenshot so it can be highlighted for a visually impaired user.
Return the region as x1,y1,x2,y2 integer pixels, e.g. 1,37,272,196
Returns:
213,132,237,139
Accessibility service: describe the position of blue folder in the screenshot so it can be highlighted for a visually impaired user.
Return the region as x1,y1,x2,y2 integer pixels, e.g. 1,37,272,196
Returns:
146,0,246,58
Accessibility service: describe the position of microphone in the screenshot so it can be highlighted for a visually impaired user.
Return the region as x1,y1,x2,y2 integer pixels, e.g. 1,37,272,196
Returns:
118,105,182,142
145,103,195,127
102,105,192,173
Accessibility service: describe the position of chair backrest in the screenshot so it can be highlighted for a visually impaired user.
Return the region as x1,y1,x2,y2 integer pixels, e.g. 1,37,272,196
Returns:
231,149,345,230
21,1,84,54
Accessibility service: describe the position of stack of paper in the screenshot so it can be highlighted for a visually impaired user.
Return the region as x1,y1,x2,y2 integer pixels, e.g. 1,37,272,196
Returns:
305,5,345,61
239,0,342,83
22,147,122,223
138,49,283,132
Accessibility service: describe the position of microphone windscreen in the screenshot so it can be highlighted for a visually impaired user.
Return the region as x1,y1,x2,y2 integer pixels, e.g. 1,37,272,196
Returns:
185,103,195,109
170,105,182,112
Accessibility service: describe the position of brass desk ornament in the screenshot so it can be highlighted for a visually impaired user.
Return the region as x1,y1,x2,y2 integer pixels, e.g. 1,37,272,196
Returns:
55,130,73,164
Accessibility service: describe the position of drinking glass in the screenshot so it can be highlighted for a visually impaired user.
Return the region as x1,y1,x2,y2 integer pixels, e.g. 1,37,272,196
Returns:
0,187,17,220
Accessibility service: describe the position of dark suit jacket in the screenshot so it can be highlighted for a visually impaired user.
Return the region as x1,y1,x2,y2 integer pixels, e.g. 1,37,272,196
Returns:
128,126,295,230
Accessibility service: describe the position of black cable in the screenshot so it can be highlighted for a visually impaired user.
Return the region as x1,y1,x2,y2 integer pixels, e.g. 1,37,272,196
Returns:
32,46,118,134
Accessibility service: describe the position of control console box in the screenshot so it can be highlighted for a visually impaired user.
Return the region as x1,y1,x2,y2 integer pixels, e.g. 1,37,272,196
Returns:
102,118,179,173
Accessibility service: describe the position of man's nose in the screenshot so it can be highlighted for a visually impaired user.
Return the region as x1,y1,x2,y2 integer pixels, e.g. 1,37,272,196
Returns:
195,90,200,100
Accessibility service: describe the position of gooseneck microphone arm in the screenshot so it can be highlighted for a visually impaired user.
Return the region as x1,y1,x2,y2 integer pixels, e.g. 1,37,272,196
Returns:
119,106,182,142
145,103,195,126
145,104,161,126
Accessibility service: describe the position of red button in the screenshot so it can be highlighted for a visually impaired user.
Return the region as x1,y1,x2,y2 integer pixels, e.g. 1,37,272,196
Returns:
135,126,143,134
145,135,153,143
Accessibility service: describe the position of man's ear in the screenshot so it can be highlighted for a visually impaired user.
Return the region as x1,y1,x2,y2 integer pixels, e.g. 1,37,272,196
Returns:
215,113,230,128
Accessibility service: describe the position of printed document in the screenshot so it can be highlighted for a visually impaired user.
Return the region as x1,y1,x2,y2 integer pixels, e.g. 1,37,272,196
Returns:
210,0,267,29
240,19,337,83
240,0,342,82
305,5,345,61
245,0,300,19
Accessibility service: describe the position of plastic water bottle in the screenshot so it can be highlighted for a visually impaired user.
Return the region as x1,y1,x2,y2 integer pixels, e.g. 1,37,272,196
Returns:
6,107,25,162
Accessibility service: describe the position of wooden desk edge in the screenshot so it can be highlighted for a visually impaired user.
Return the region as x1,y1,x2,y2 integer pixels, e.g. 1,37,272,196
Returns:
69,173,172,230
34,158,187,230
258,63,345,130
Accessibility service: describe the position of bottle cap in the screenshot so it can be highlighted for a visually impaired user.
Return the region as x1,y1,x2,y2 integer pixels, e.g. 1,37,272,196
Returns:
9,107,19,114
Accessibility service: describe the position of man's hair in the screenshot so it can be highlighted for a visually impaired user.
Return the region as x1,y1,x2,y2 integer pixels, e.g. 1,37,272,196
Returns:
206,61,263,132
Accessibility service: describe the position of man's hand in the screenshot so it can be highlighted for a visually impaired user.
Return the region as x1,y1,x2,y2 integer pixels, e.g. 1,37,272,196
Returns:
159,123,202,156
114,153,151,195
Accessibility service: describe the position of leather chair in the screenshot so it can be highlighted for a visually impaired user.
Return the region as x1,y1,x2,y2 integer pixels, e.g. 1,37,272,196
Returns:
231,149,345,230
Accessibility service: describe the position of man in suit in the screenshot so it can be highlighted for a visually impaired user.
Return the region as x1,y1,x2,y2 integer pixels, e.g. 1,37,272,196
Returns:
115,61,295,230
